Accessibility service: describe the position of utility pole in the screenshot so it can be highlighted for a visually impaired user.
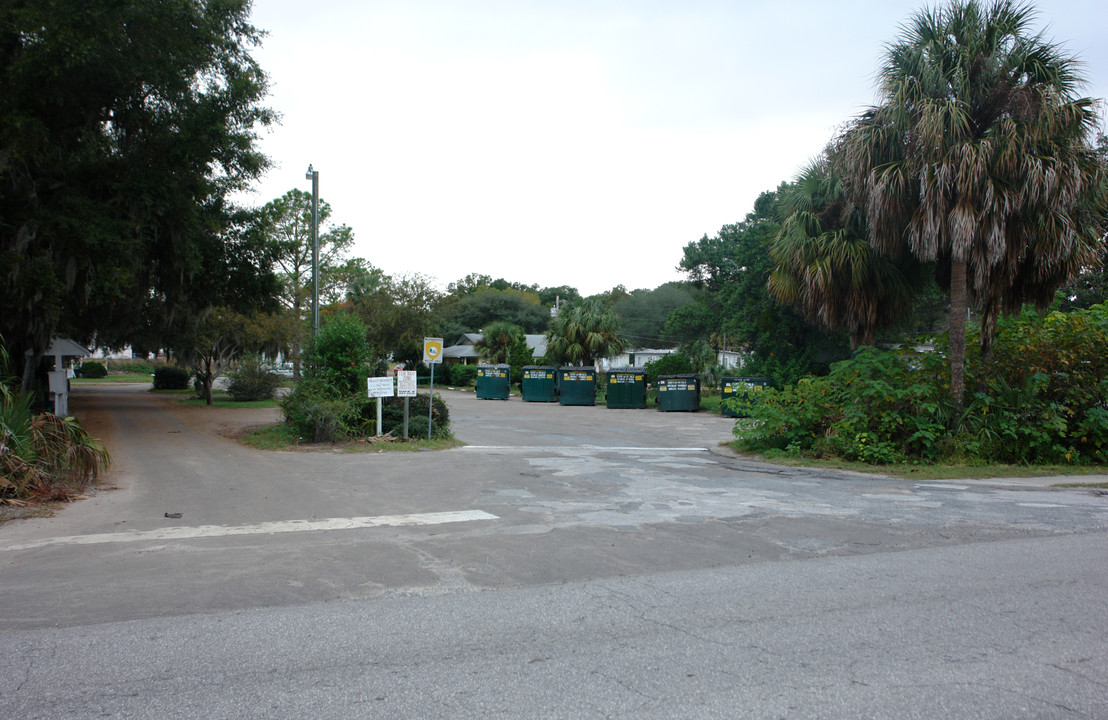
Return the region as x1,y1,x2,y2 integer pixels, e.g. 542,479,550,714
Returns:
305,165,320,336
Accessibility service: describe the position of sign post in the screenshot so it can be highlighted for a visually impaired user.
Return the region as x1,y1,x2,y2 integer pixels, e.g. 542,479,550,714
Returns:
396,370,417,438
423,338,443,440
366,376,395,436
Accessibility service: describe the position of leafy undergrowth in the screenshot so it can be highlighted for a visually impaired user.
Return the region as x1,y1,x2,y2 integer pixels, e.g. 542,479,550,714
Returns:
72,374,154,383
239,423,461,452
729,444,1108,480
1,408,111,505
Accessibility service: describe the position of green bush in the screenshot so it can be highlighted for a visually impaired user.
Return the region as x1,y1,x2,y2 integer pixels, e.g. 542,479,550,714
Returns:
280,378,360,443
643,353,693,385
734,303,1108,465
75,361,107,378
227,354,282,401
360,393,451,438
448,364,479,387
302,315,377,396
961,304,1108,464
733,345,955,463
280,315,457,442
153,366,191,390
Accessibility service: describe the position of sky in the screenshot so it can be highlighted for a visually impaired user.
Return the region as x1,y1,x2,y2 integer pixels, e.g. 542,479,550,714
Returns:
241,0,1108,298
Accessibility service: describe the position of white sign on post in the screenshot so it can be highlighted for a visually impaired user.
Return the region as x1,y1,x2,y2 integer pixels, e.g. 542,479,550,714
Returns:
366,377,395,437
397,370,417,398
367,377,394,398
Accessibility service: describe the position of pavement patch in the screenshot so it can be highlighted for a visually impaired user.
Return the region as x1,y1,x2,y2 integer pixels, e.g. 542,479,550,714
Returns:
462,446,711,453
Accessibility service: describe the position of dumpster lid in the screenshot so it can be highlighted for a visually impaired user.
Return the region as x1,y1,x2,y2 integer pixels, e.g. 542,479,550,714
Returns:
523,365,557,371
607,366,645,375
658,373,699,380
558,366,595,372
477,363,511,369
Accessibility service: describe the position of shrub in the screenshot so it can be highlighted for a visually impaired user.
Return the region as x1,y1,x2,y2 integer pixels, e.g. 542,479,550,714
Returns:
643,353,693,385
448,364,479,387
153,366,191,390
302,315,376,395
75,361,107,378
963,303,1108,463
280,378,360,443
363,393,450,438
227,354,282,401
735,303,1108,465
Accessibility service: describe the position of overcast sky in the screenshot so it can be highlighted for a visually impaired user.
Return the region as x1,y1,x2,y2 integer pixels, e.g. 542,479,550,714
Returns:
241,0,1107,298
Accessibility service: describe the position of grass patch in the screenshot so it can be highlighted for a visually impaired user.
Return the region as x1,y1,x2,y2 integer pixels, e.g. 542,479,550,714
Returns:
727,443,1108,480
239,422,461,452
176,395,278,409
341,436,463,453
699,394,722,413
239,423,302,450
73,374,154,383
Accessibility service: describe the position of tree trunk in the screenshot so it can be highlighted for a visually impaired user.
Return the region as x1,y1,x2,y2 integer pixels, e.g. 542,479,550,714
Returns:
979,301,999,362
948,259,968,417
292,295,302,381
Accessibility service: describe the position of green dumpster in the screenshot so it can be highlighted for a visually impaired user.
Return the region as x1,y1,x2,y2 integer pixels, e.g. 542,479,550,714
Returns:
721,376,770,417
521,365,558,402
657,374,700,412
557,366,597,406
605,367,646,409
475,364,510,400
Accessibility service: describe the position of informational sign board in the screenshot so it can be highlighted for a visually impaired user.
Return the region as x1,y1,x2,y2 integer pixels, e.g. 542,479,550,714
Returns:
423,337,444,364
397,370,417,398
367,376,395,398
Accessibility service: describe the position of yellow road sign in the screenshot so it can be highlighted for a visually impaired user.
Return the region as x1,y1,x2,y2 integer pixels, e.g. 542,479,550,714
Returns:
423,337,444,364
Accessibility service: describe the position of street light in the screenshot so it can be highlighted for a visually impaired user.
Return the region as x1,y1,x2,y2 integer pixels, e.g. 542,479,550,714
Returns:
305,164,320,336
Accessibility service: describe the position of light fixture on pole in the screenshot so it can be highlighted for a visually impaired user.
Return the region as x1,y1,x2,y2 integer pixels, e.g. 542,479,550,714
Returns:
305,164,320,336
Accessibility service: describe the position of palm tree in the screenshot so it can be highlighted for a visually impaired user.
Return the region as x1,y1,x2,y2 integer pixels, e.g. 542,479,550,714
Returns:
474,321,525,364
842,0,1106,411
769,154,926,347
546,298,627,367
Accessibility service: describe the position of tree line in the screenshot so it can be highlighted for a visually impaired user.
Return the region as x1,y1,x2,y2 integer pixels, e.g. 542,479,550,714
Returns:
3,0,1104,413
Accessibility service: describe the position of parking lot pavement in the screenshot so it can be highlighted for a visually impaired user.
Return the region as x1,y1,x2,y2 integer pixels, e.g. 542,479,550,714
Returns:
441,388,740,450
2,383,1107,631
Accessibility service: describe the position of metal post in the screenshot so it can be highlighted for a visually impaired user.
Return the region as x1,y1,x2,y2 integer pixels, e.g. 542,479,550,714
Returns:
306,165,320,336
427,364,434,440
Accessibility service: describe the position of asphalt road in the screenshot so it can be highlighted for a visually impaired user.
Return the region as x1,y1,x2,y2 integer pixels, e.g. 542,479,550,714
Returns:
2,383,1107,718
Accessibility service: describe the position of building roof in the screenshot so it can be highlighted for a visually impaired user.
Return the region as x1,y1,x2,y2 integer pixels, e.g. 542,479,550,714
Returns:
441,333,548,360
42,337,92,358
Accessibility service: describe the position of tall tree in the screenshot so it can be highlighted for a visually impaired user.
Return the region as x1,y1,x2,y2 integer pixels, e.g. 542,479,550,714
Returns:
348,272,443,369
474,321,526,364
437,287,549,341
842,0,1106,411
611,283,694,348
545,298,626,367
675,189,851,381
769,155,927,347
254,188,354,377
0,0,274,386
177,307,287,406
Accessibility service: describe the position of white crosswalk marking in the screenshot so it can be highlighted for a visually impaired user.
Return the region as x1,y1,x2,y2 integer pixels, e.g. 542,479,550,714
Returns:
0,510,499,552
